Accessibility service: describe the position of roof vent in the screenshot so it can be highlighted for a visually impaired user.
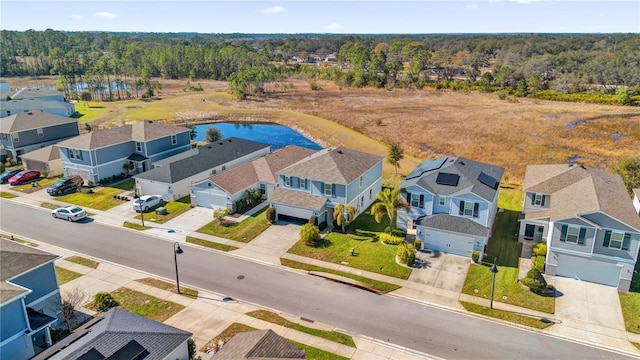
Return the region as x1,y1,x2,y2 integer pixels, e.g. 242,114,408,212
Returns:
580,164,586,169
147,120,153,123
219,142,223,145
227,139,232,142
207,146,212,149
459,160,465,166
27,112,33,115
337,150,343,154
568,164,574,167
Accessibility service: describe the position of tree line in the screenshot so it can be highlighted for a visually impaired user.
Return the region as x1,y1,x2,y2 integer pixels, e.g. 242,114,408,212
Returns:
1,30,638,104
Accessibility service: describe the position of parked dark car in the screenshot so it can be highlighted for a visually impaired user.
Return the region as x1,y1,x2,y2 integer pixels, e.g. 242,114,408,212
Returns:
8,170,41,186
0,169,22,184
47,175,84,196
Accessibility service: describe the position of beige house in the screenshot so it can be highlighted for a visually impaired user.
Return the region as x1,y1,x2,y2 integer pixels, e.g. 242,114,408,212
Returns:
20,145,62,177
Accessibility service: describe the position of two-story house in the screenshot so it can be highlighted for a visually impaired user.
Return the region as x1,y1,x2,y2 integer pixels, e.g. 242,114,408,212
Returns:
135,137,270,201
1,238,62,359
56,121,192,185
1,98,75,118
519,164,640,291
10,88,66,102
268,147,383,224
0,112,80,163
397,157,504,260
191,145,317,210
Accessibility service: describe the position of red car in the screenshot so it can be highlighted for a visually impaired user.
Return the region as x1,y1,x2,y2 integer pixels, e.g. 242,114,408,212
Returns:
8,170,41,186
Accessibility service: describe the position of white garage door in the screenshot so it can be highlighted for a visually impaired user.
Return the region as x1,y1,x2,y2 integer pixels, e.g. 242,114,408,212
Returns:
421,229,474,257
195,191,227,209
276,205,313,221
556,254,620,287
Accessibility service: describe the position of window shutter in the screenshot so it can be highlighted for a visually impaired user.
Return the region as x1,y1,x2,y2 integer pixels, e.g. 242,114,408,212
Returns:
560,225,567,242
406,192,411,203
541,195,546,206
603,230,611,247
419,194,424,208
459,201,465,215
531,193,536,205
622,233,631,251
332,184,335,196
473,203,479,218
578,228,586,245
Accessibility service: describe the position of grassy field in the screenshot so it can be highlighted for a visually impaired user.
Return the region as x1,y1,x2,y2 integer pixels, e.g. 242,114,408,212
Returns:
65,256,99,269
109,287,185,322
460,301,554,329
619,292,640,334
55,266,82,285
196,206,270,242
186,236,238,252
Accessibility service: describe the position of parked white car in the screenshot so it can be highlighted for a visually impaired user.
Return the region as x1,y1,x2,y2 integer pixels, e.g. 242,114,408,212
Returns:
51,206,88,222
132,195,163,212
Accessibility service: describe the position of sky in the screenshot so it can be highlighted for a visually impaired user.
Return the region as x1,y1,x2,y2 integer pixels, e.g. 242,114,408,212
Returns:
1,1,638,34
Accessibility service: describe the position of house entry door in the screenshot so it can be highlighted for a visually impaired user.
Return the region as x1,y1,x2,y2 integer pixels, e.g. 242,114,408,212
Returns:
524,224,535,239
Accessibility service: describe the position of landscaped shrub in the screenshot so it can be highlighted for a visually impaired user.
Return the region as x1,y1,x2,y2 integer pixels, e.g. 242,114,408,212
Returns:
300,223,320,245
406,248,416,266
472,250,480,263
318,221,327,231
384,227,406,238
522,268,547,292
266,207,276,222
380,233,404,245
535,255,546,272
397,245,408,264
396,244,415,266
532,242,547,256
94,292,118,311
414,239,422,250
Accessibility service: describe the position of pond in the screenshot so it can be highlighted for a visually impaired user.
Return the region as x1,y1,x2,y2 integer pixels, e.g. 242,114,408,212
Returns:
193,122,322,150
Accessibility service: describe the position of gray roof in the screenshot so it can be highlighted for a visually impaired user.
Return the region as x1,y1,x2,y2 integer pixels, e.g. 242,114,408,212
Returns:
0,112,78,133
1,98,73,111
400,157,504,202
268,188,327,211
135,138,270,183
48,308,192,360
57,121,190,150
11,87,64,100
416,214,490,238
1,238,59,304
21,145,61,162
279,147,383,185
523,164,640,230
213,329,305,360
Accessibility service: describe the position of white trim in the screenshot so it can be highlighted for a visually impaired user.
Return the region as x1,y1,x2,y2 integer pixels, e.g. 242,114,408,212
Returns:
575,214,603,229
0,326,29,347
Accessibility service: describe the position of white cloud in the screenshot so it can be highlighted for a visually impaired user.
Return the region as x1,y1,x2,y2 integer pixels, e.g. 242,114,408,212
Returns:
260,6,285,14
466,4,478,9
70,14,84,20
92,12,118,20
325,23,344,31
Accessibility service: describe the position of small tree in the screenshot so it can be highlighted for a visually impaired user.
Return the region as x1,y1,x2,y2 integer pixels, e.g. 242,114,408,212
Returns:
80,91,92,107
213,208,231,225
522,268,547,292
371,187,409,235
300,223,320,245
266,207,276,222
333,203,356,233
612,155,640,195
205,126,223,143
94,291,118,312
83,123,93,133
387,141,404,176
57,287,87,332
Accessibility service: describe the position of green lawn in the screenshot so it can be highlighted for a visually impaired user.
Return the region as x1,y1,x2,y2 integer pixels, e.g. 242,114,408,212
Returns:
58,188,129,210
2,233,38,247
56,266,82,285
0,192,16,198
109,287,185,322
186,236,238,252
11,176,60,194
196,206,270,242
280,259,401,293
460,301,554,329
498,183,524,212
201,323,258,352
72,102,110,123
619,292,640,334
65,256,99,269
136,277,198,298
135,196,191,224
247,310,355,347
123,221,151,231
289,340,349,360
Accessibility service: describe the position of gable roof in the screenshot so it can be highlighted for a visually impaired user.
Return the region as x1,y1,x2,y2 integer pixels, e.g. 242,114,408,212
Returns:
11,87,64,100
209,146,317,194
523,164,640,231
57,121,190,150
400,157,504,202
0,112,78,133
134,137,270,183
416,214,491,237
213,329,305,360
279,147,383,184
21,145,61,162
1,238,59,304
268,188,327,211
1,98,73,111
46,308,192,360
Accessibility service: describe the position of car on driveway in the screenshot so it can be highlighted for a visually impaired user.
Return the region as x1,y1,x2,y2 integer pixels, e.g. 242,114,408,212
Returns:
51,205,87,222
132,195,163,212
47,175,84,196
8,170,41,186
0,169,22,184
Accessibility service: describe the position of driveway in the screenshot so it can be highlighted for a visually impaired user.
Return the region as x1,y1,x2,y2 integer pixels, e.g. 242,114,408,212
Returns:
231,220,302,265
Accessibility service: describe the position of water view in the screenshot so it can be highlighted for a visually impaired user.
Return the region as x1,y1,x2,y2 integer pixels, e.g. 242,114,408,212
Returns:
193,122,322,150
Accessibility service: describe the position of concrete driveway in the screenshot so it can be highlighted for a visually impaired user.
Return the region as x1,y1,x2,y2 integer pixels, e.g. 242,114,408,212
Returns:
231,221,302,264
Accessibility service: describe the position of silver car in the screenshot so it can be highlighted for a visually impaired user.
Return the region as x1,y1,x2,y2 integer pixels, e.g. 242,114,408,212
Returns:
132,195,163,212
51,205,88,222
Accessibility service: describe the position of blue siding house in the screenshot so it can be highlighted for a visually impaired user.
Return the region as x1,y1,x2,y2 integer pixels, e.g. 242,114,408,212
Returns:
56,121,192,184
268,147,383,224
0,238,61,360
397,157,504,261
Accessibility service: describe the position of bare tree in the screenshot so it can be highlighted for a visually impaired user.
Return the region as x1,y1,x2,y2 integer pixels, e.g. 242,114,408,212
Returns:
58,287,88,332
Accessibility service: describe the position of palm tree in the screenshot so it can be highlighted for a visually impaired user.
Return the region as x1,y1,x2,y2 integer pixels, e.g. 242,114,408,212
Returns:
371,187,409,235
387,141,404,176
333,203,356,233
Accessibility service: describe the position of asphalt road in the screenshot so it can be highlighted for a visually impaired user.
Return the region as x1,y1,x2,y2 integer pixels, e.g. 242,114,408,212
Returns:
0,200,633,360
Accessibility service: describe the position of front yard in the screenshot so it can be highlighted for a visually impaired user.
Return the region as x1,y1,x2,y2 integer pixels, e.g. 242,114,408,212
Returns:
58,179,135,211
134,196,191,224
11,176,60,194
619,292,640,334
196,206,270,242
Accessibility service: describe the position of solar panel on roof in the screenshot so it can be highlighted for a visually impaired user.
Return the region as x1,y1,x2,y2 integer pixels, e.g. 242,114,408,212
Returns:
406,158,447,179
478,172,499,189
435,172,460,186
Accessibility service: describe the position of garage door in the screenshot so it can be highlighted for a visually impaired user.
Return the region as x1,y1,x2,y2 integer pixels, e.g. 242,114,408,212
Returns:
556,254,620,287
195,191,227,209
422,229,474,257
276,205,313,221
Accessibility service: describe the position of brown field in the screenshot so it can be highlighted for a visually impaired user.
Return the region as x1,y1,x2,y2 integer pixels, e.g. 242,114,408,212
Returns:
5,76,639,184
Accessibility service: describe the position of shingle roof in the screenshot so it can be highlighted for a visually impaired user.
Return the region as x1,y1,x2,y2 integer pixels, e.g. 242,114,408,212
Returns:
0,112,78,133
21,145,61,162
11,88,64,99
523,164,640,230
400,157,504,202
57,121,190,150
1,98,73,111
213,329,305,360
209,146,317,194
416,213,490,237
134,138,269,183
1,238,59,304
49,308,192,360
269,188,327,211
279,147,383,184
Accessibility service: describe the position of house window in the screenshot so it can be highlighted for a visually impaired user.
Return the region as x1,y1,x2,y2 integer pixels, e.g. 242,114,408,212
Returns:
12,133,19,143
324,183,332,196
464,201,474,216
171,134,177,145
284,176,290,187
603,230,631,250
459,200,479,217
259,183,266,195
359,176,363,188
211,169,216,175
369,189,372,200
221,165,226,171
411,194,420,207
37,128,44,138
560,224,586,245
299,178,306,189
136,142,142,152
532,193,546,206
439,196,447,206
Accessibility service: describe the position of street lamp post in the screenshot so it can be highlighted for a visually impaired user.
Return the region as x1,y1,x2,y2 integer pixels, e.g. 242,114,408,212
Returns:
134,188,144,227
173,242,183,294
489,257,499,309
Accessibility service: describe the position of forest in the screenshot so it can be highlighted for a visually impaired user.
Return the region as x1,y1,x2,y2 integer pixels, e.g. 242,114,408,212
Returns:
1,30,639,105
